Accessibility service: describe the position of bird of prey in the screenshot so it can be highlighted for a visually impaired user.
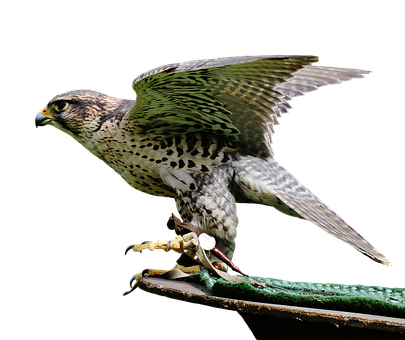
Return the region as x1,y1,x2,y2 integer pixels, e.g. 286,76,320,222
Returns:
35,55,389,269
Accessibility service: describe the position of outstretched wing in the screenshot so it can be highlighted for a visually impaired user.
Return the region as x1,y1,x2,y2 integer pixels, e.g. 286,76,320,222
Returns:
124,55,369,158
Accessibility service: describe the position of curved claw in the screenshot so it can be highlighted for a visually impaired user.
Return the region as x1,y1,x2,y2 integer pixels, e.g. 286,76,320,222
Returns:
166,240,171,252
124,240,150,256
124,242,135,256
124,276,142,296
128,274,136,286
129,269,150,288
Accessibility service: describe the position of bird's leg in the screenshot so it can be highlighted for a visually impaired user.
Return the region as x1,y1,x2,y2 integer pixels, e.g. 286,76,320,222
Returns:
167,214,249,277
124,215,249,295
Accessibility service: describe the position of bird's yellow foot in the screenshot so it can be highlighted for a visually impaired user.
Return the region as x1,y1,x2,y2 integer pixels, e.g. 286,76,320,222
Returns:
125,233,199,255
123,263,201,296
124,233,202,295
134,264,202,281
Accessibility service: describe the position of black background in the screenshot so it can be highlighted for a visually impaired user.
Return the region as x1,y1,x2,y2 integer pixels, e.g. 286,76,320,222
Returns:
30,49,405,339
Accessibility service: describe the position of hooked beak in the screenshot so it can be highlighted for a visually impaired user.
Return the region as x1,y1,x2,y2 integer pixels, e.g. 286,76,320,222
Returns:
35,108,55,127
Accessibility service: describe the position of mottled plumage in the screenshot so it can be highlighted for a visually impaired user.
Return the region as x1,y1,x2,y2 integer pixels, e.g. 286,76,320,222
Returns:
35,55,389,265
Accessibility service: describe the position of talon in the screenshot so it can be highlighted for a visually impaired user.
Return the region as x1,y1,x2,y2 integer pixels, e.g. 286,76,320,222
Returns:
121,273,140,297
128,273,136,286
128,269,150,289
166,240,171,252
124,242,135,256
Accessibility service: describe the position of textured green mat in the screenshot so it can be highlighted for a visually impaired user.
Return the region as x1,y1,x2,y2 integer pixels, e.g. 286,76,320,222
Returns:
186,269,405,319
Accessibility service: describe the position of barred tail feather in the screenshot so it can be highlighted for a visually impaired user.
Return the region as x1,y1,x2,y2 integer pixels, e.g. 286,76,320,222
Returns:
233,156,390,265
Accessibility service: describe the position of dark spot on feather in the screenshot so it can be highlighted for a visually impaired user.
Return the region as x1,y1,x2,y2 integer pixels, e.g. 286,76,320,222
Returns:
188,160,196,168
221,153,230,163
174,136,182,145
186,145,194,153
210,149,219,160
177,148,184,157
201,149,210,157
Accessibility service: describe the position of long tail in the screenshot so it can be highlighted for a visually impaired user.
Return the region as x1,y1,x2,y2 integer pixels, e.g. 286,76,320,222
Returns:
233,156,390,265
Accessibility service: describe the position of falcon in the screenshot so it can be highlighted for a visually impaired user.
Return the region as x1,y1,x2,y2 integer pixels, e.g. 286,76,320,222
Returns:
35,55,389,273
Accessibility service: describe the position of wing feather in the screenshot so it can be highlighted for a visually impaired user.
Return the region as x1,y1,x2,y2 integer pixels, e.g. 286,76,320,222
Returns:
236,157,390,265
124,56,369,158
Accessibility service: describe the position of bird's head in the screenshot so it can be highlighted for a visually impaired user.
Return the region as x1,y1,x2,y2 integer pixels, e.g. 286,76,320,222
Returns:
35,90,133,144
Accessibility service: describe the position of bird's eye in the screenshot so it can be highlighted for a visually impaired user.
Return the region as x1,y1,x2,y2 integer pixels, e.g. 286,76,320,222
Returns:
54,101,69,112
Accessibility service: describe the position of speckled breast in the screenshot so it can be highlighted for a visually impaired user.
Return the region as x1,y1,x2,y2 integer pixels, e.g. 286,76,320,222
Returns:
96,132,237,198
